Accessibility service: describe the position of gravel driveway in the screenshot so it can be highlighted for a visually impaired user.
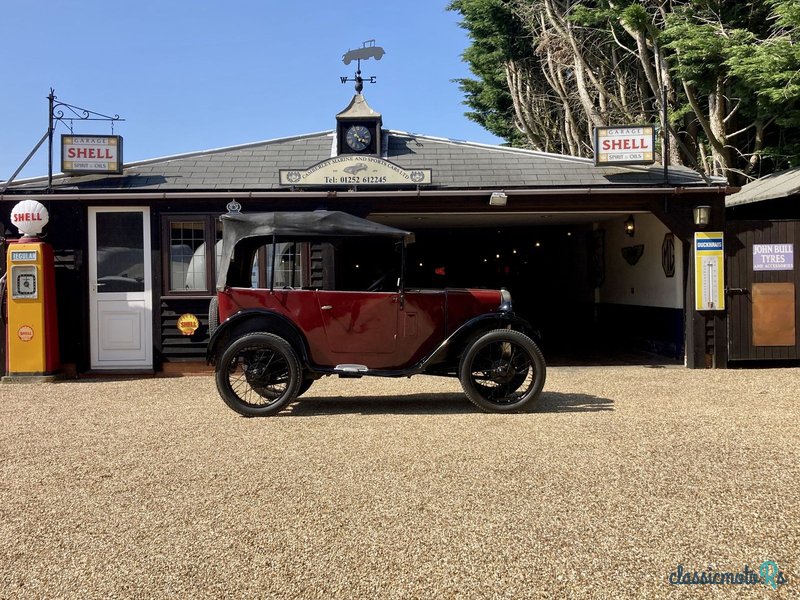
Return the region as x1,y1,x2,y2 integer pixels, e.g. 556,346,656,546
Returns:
1,366,798,598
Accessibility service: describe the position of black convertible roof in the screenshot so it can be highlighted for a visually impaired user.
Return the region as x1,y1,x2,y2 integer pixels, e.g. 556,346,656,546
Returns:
221,210,412,242
217,210,413,289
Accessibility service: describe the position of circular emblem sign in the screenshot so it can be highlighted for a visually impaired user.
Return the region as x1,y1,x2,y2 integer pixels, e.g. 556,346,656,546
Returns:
177,313,200,336
11,199,50,236
662,233,676,278
17,325,34,342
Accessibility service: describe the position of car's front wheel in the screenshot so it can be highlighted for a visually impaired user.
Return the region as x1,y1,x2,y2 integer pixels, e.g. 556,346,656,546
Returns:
215,332,302,416
459,329,546,412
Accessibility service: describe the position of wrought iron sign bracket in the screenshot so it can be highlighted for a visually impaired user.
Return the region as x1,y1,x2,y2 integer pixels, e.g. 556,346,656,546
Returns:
47,88,124,190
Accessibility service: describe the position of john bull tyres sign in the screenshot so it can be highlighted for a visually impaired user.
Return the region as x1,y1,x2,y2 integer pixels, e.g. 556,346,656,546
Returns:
753,244,793,271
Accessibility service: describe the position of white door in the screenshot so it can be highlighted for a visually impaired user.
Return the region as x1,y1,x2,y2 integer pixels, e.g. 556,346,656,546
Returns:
88,207,153,369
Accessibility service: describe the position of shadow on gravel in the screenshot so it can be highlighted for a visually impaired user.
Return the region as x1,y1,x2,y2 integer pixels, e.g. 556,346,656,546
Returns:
532,391,614,413
283,391,613,416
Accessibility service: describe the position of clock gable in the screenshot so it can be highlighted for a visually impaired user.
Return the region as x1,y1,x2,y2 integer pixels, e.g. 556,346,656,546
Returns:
336,93,382,155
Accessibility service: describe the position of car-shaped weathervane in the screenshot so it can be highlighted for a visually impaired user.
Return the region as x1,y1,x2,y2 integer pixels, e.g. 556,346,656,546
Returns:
342,39,386,65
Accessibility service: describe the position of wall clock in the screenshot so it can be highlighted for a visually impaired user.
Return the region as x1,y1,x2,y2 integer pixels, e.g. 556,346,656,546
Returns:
345,125,372,152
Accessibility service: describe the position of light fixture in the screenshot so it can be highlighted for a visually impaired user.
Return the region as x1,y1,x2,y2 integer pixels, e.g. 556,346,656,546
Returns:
624,214,635,237
693,205,711,228
489,191,507,207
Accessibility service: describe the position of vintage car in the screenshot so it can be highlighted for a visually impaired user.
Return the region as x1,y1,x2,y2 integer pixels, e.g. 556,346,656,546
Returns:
206,210,545,416
342,40,386,64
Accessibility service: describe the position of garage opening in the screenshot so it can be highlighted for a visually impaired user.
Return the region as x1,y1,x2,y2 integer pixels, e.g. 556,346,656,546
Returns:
369,212,685,366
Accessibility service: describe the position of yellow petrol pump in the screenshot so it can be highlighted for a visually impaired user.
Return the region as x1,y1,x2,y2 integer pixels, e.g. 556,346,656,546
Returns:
3,200,60,380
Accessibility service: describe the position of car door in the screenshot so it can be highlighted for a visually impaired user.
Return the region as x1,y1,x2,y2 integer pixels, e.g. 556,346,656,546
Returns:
315,291,399,355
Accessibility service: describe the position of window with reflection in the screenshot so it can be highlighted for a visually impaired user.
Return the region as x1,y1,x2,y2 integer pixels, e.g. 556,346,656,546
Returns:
251,242,305,288
163,216,223,295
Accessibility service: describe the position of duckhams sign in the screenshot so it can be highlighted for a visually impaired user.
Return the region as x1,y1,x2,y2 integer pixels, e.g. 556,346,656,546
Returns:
61,135,123,174
280,156,431,187
594,126,655,166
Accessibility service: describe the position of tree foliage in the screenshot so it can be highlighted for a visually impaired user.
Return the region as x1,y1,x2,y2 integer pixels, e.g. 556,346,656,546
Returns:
450,0,800,184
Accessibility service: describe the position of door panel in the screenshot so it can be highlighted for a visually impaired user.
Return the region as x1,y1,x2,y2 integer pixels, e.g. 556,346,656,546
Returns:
89,208,153,369
727,221,800,360
315,291,398,354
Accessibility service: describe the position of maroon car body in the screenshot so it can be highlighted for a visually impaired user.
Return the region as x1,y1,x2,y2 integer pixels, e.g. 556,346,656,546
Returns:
207,211,545,416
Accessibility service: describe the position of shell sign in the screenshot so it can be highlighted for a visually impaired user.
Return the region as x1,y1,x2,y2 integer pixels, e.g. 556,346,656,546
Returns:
61,135,123,174
11,200,49,236
177,313,200,336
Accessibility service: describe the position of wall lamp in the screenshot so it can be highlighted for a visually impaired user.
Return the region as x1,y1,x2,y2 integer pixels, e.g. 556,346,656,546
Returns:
624,214,635,237
693,205,711,228
489,191,507,207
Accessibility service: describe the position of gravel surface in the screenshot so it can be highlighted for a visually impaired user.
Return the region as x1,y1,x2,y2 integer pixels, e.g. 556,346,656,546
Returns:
1,366,798,599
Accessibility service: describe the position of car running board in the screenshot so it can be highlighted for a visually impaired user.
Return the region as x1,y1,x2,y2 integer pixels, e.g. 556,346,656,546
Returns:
334,364,368,378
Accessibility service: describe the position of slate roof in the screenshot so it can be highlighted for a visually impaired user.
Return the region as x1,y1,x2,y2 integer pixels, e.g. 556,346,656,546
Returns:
7,130,721,193
726,166,800,207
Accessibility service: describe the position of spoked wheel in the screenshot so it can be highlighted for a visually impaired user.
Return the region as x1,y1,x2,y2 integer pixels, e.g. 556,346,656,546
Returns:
459,329,546,412
215,332,301,416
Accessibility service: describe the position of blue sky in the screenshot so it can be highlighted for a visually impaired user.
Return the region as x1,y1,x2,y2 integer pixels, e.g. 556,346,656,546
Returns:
1,0,502,181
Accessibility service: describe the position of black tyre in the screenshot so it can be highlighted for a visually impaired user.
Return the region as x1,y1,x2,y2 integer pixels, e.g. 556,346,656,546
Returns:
297,377,315,397
459,329,546,412
215,332,301,416
208,296,219,335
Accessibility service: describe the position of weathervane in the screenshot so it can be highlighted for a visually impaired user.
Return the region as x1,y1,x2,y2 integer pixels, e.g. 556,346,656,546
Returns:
340,39,385,93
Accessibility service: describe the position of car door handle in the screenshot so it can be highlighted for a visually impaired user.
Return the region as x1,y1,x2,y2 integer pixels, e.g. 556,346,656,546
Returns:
321,305,333,310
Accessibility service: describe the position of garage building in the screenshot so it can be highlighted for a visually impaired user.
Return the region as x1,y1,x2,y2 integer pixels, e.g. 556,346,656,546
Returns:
0,92,730,374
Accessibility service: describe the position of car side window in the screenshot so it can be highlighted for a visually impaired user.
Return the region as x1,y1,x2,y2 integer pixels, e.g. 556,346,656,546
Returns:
250,242,304,288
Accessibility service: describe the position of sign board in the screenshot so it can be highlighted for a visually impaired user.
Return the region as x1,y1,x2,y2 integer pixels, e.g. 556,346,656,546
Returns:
594,126,655,166
10,250,38,262
694,232,725,311
61,135,123,174
177,313,200,336
280,155,431,187
753,243,794,271
11,199,49,236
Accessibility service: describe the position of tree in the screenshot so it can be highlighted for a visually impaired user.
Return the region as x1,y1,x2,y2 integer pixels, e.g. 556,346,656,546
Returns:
450,0,800,184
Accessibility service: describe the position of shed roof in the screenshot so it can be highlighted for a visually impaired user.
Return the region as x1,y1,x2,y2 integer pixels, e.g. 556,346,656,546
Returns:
725,167,800,207
5,130,723,193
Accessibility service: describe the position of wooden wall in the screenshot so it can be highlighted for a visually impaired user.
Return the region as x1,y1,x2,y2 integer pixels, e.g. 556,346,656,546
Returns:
727,220,800,361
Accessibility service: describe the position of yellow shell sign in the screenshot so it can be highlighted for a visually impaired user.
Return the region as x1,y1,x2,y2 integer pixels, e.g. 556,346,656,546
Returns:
177,313,200,336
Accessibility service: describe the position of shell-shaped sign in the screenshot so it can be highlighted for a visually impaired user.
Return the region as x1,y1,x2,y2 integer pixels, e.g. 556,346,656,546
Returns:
11,199,50,236
177,313,200,336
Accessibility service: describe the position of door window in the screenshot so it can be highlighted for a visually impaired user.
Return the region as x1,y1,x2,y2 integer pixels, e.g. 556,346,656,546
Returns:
96,211,145,293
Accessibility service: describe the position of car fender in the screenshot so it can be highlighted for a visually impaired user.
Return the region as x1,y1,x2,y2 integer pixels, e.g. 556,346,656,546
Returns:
413,311,540,373
206,308,311,365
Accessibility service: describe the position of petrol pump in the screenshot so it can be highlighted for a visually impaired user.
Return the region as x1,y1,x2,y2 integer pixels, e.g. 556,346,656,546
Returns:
3,199,60,380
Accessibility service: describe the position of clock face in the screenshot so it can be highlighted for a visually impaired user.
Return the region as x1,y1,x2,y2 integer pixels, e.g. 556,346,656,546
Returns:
345,125,372,152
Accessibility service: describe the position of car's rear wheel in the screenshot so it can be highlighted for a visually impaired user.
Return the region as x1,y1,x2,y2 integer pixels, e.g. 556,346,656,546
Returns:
215,332,301,416
459,329,546,412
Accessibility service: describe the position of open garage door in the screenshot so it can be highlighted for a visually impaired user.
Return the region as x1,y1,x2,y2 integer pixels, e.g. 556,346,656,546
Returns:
371,211,685,366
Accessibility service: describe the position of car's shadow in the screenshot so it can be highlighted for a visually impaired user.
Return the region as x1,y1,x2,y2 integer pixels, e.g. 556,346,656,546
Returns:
281,391,614,417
